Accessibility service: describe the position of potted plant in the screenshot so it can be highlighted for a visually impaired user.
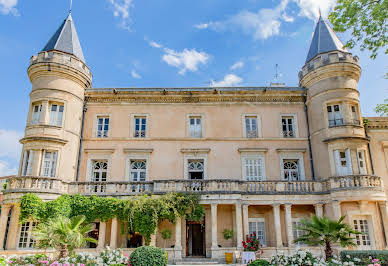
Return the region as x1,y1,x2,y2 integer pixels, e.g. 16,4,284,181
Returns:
222,229,234,264
160,229,172,260
241,232,263,264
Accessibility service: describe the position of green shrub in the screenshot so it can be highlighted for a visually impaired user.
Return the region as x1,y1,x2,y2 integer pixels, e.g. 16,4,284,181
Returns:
130,246,167,266
340,250,388,265
249,259,270,266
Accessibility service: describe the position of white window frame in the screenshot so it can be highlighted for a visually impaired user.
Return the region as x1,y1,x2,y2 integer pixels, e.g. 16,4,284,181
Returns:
130,114,150,138
124,150,152,181
357,149,367,175
292,218,307,246
186,114,204,138
243,114,261,138
183,152,208,180
49,103,64,126
95,115,110,138
248,218,267,247
21,150,34,176
327,104,343,127
280,114,298,138
40,150,58,177
91,160,108,182
18,221,37,250
86,153,112,182
353,218,372,249
134,116,147,138
129,160,147,182
334,149,353,176
31,103,42,125
280,152,305,180
241,153,266,181
350,104,360,125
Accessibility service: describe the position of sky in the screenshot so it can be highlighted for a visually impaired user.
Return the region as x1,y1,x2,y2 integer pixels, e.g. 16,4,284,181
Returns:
0,0,387,176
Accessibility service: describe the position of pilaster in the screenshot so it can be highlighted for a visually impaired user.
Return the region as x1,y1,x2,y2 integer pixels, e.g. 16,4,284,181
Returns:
284,203,293,247
110,218,118,249
273,204,282,248
97,221,106,249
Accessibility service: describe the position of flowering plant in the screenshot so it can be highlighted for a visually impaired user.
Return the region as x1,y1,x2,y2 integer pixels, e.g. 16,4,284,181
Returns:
242,232,263,253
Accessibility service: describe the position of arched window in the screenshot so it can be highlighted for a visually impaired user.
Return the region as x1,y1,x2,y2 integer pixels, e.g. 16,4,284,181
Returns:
130,160,146,182
283,160,299,181
188,160,204,180
92,161,107,182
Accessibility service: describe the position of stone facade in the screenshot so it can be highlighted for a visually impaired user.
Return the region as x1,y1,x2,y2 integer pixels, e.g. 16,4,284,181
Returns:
0,13,388,263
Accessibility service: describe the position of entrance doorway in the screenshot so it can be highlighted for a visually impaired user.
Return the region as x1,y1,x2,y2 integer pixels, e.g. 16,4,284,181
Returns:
186,220,205,257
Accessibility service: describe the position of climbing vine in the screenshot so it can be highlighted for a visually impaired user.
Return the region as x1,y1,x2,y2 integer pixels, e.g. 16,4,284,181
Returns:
20,193,204,245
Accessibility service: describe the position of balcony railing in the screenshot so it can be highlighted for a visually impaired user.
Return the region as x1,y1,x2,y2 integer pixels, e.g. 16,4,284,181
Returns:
1,175,383,196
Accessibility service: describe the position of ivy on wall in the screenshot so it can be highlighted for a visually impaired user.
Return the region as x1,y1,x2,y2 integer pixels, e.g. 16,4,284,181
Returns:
20,193,205,245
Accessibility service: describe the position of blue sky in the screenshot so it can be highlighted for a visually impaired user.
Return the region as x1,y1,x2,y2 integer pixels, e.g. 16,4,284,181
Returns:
0,0,386,175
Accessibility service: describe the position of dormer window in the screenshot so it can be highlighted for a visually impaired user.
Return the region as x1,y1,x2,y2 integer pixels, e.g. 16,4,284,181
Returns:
327,104,343,127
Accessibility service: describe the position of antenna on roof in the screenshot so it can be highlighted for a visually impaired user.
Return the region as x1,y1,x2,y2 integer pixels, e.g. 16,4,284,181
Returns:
69,0,72,13
274,63,279,82
270,63,285,87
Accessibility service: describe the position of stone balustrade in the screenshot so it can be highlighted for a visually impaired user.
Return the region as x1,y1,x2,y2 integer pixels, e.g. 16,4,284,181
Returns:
0,175,383,196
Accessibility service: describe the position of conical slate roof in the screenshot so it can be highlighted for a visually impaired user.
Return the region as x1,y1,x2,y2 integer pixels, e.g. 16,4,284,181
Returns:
42,13,85,62
305,16,346,63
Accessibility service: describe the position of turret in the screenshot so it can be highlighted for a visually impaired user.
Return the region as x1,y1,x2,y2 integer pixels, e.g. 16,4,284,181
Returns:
299,16,370,179
19,13,92,182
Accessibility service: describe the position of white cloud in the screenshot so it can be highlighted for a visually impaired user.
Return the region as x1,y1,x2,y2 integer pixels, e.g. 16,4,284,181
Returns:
0,0,18,15
210,74,243,87
131,70,141,79
108,0,133,30
0,129,22,160
0,160,17,176
230,61,244,70
293,0,336,20
194,23,209,29
162,48,209,75
149,40,162,48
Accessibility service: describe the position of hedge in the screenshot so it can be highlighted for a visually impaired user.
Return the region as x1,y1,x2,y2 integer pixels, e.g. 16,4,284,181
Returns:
340,250,388,265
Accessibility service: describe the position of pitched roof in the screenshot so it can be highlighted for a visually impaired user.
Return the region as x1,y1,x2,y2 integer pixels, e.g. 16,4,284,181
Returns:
42,13,85,62
305,16,346,63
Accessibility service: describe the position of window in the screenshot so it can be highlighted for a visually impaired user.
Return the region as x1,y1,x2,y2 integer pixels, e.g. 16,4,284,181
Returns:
243,157,265,181
3,207,12,249
18,222,37,249
351,105,360,125
31,104,42,125
134,117,146,138
92,160,107,182
357,150,367,174
334,149,352,176
49,104,64,126
87,223,99,248
21,150,34,176
96,117,109,138
127,232,143,248
327,105,343,127
281,116,295,138
188,160,204,180
248,219,266,246
245,116,258,138
189,117,202,138
293,220,306,246
283,159,300,181
130,160,146,182
41,151,57,177
354,219,371,247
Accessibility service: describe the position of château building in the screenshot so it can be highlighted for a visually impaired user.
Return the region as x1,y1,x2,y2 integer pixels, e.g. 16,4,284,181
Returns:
0,11,388,263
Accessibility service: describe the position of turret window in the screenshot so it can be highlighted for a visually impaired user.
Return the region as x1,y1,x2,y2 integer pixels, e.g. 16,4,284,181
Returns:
21,150,34,176
96,116,109,138
31,104,42,125
327,105,343,127
351,105,360,125
333,149,352,176
49,104,64,126
40,150,58,177
357,150,367,174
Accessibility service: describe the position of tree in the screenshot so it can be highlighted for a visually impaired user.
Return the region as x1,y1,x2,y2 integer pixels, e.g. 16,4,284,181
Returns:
329,0,387,60
294,216,361,261
375,99,388,116
32,215,97,258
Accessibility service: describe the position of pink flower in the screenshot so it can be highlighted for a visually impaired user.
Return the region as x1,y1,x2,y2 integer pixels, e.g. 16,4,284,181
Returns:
372,259,379,263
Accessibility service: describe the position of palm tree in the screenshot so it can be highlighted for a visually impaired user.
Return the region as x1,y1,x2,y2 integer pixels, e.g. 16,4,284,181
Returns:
294,215,361,261
32,215,97,258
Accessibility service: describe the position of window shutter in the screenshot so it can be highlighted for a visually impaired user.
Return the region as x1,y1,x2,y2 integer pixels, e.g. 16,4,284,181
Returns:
40,150,46,176
334,150,341,175
26,151,34,175
345,149,353,175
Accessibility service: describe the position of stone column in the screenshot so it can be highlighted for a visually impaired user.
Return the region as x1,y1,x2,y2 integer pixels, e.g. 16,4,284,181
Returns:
273,204,282,248
242,204,249,240
211,203,218,258
314,203,324,217
174,217,182,260
150,226,158,246
235,203,243,249
0,205,11,250
6,204,20,250
284,204,293,247
332,201,341,220
97,221,106,249
110,218,118,249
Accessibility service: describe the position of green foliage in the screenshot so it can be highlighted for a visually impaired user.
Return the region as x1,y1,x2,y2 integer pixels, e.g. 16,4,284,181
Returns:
249,259,270,266
32,215,97,258
375,99,388,116
160,229,172,240
129,246,167,266
340,250,388,265
222,229,234,240
7,254,49,265
2,181,7,191
20,193,203,247
329,0,388,59
294,215,361,261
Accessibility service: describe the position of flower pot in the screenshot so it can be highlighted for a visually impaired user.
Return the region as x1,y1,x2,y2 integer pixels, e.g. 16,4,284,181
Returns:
225,252,233,264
